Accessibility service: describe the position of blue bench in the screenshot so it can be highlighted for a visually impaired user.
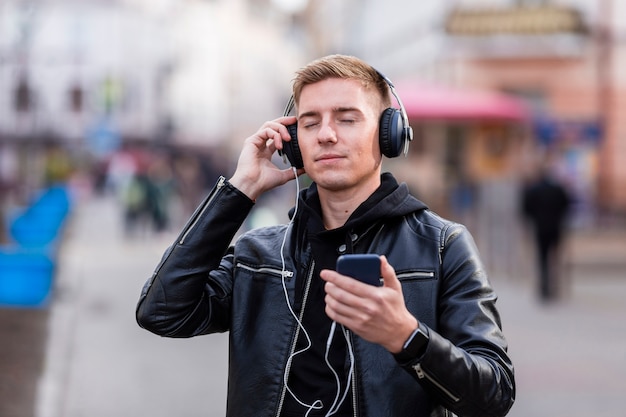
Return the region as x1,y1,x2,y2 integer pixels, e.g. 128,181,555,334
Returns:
0,185,72,308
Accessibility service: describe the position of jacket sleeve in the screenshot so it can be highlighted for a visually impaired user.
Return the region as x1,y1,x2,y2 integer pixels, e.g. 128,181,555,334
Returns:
135,177,254,337
400,224,515,417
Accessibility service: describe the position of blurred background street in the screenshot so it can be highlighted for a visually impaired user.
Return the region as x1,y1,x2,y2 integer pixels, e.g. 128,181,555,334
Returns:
1,0,626,416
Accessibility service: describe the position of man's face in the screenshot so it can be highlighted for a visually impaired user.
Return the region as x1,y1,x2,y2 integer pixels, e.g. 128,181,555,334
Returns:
296,78,383,194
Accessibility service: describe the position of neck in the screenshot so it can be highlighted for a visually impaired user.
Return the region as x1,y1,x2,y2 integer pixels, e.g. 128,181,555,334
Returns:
318,179,380,230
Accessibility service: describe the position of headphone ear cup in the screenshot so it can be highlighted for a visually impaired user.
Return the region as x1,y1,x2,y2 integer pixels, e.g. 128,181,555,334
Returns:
282,123,304,169
379,108,404,158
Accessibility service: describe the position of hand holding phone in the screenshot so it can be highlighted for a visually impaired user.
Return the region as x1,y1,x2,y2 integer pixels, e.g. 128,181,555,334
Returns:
336,254,382,286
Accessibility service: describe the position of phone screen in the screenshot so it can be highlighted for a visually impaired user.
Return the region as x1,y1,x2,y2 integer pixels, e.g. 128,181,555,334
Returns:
336,254,382,286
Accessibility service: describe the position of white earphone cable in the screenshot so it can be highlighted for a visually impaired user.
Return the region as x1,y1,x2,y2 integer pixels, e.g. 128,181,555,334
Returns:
280,168,324,414
279,166,353,416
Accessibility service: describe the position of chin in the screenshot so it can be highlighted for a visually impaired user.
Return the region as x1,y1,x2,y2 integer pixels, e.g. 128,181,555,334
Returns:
311,173,351,191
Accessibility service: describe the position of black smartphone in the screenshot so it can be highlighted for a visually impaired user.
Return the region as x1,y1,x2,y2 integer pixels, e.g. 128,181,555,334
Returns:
336,254,382,286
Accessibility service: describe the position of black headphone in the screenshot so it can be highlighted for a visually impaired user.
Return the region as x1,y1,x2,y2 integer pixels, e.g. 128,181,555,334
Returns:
279,71,413,169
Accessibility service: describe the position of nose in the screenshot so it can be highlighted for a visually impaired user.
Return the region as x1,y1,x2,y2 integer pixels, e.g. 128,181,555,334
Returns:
317,119,337,144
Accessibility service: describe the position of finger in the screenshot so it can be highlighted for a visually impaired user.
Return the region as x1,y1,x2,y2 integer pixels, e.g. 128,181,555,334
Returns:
277,167,301,184
323,274,377,321
323,269,377,303
270,117,297,149
264,117,296,134
274,115,297,127
259,129,284,151
380,256,400,290
325,288,381,334
261,127,281,144
324,291,362,324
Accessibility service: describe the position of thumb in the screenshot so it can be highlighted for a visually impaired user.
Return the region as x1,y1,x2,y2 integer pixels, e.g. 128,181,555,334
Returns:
279,166,304,185
380,255,401,290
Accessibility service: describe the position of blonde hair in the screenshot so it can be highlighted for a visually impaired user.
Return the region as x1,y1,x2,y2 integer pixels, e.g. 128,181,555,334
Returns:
292,54,391,111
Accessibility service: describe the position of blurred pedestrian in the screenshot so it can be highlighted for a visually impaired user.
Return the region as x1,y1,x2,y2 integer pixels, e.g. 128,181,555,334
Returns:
120,172,149,236
521,163,572,301
172,153,207,222
136,54,515,417
145,154,175,233
43,144,73,186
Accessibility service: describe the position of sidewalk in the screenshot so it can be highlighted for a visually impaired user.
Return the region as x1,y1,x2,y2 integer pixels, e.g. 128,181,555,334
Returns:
35,195,229,417
13,194,626,416
496,274,626,417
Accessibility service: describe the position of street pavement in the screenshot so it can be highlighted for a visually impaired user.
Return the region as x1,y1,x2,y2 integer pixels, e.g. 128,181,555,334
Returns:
31,193,626,417
36,195,229,417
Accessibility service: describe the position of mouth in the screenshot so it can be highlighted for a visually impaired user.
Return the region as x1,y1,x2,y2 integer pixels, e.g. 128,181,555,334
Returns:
316,153,344,162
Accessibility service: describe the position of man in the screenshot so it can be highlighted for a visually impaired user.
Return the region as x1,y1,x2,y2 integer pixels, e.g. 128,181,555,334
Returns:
136,54,515,417
522,163,571,301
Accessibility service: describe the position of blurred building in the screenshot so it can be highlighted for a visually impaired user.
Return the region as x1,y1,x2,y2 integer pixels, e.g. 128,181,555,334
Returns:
444,0,626,222
316,0,625,224
0,0,306,240
0,1,168,147
0,0,306,149
2,0,624,223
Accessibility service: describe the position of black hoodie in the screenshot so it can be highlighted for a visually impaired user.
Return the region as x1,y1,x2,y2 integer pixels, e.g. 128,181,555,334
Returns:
281,173,428,416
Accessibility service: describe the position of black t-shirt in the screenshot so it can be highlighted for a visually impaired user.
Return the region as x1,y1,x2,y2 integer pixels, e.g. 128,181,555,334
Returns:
281,215,353,416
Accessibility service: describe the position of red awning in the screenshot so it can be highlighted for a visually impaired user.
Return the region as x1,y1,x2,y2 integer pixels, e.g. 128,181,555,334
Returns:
395,81,528,122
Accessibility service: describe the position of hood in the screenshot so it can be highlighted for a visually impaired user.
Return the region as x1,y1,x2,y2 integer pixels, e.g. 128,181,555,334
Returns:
290,172,428,234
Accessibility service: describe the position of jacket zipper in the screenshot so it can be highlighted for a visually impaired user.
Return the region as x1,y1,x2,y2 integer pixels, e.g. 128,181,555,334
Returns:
275,260,315,417
142,176,226,290
236,263,294,278
396,271,435,280
179,176,225,245
349,330,358,417
412,363,461,403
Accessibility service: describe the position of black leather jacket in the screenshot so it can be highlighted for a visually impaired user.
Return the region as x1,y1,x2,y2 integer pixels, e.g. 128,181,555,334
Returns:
136,175,515,417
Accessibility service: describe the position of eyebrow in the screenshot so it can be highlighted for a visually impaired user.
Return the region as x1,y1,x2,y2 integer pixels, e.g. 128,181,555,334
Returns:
298,106,363,119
